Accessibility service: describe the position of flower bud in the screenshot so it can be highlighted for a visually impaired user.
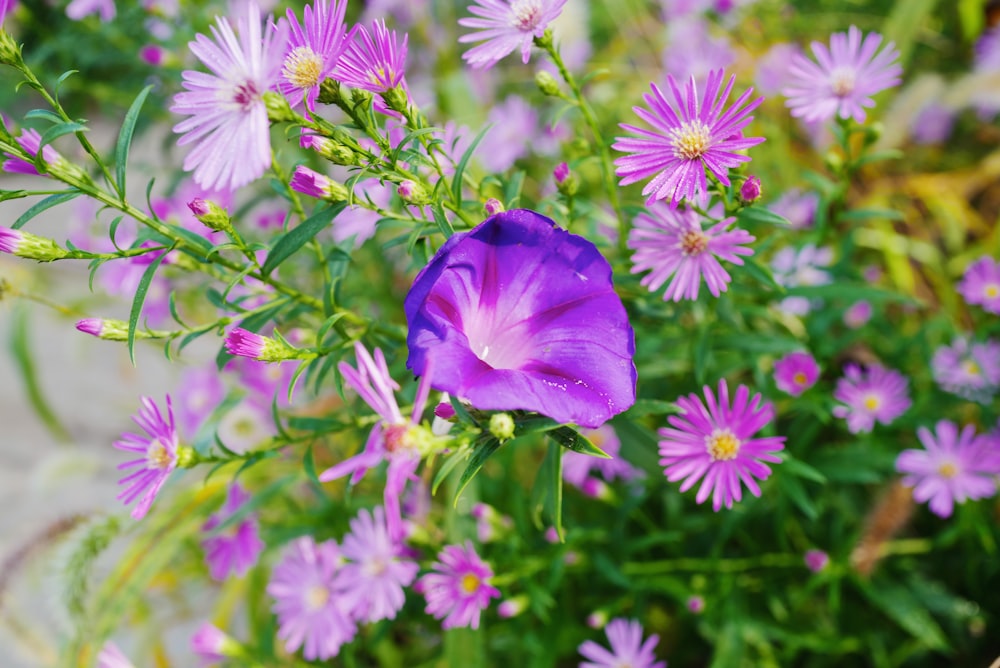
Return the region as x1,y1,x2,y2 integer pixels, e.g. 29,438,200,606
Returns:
488,412,516,441
263,91,297,123
804,549,829,573
188,198,232,233
225,327,304,362
75,318,172,341
554,162,579,197
382,85,410,114
739,175,762,204
586,610,609,629
290,166,349,202
497,596,529,619
484,198,504,216
0,227,69,262
397,179,430,205
535,70,563,98
0,29,22,67
317,78,343,105
351,87,373,110
686,595,706,614
191,622,244,661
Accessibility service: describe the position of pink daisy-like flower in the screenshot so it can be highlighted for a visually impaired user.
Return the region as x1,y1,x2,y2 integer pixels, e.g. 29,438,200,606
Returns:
335,19,407,93
201,483,265,581
931,337,1000,403
578,617,667,668
783,25,902,124
458,0,569,70
613,69,765,208
896,420,1000,518
957,256,1000,315
773,351,820,397
628,204,755,301
832,363,911,434
658,379,785,511
418,541,500,630
267,536,357,660
336,506,418,623
318,342,432,542
171,2,287,191
114,395,180,520
279,0,350,112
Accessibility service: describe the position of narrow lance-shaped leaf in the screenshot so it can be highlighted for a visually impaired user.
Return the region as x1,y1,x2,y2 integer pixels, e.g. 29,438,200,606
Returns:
114,85,153,197
127,250,171,365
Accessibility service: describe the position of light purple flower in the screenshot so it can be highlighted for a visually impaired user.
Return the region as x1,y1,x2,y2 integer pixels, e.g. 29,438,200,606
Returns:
267,536,356,660
336,506,418,623
614,69,765,208
404,208,637,429
140,44,166,66
335,19,407,93
662,19,734,85
843,300,872,329
770,188,819,230
114,396,180,520
974,25,1000,73
783,25,902,124
2,128,63,176
0,0,15,23
896,420,1000,518
176,365,225,437
931,338,1000,403
318,342,431,542
171,2,287,191
911,103,954,144
418,541,500,630
201,483,265,580
686,595,705,614
957,256,1000,314
0,226,21,254
225,327,267,359
771,243,833,315
96,642,136,668
804,549,829,573
659,379,785,511
66,0,115,21
279,0,350,111
773,351,819,397
578,617,667,668
628,204,755,302
458,0,569,70
755,42,803,96
478,95,537,173
191,622,236,662
563,424,642,491
832,363,911,434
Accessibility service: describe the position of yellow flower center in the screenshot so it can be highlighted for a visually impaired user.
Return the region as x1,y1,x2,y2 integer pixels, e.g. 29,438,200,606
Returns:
706,428,741,461
830,67,856,97
510,0,543,31
963,360,981,376
283,46,323,90
937,462,958,478
862,393,880,411
146,439,174,470
669,120,712,160
679,229,709,256
793,372,808,386
305,584,330,611
985,283,1000,299
460,573,481,594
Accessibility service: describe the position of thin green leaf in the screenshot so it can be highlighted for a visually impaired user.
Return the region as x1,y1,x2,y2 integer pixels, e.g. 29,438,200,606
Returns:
13,191,81,229
127,251,170,365
837,208,906,223
856,578,949,650
432,447,469,495
736,206,792,227
454,437,503,505
547,426,609,458
431,202,454,238
261,203,345,276
114,85,153,197
36,121,88,169
8,304,70,442
451,124,491,204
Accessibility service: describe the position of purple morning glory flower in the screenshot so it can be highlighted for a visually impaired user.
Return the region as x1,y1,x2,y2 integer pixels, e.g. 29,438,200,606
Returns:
404,209,636,428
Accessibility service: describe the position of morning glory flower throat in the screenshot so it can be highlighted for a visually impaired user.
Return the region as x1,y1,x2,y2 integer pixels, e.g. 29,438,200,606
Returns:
404,209,636,429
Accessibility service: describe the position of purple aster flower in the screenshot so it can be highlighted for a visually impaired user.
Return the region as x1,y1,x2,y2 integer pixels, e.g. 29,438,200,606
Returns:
931,338,1000,403
659,379,785,511
2,128,64,176
201,483,265,581
628,204,755,301
770,188,819,230
418,541,500,630
279,0,350,112
66,0,115,21
614,69,765,208
267,536,356,660
843,300,872,329
804,549,829,573
662,19,734,85
773,351,820,397
478,95,538,173
191,622,238,662
755,42,803,96
114,396,181,520
176,365,225,436
896,420,999,518
563,424,642,491
404,208,636,429
335,19,407,93
578,617,667,668
336,506,418,623
318,342,432,542
832,363,911,434
957,256,1000,314
225,327,267,358
171,2,287,191
771,243,833,315
96,642,136,668
783,25,902,124
458,0,569,70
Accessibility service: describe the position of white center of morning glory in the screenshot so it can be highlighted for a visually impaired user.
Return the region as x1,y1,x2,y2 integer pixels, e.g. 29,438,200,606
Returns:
706,428,741,461
669,120,712,160
283,46,324,90
829,67,856,97
510,0,543,32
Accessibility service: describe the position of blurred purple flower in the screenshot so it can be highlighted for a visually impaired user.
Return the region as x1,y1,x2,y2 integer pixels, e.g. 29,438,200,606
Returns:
755,43,803,96
804,549,829,573
191,622,237,662
957,256,1000,314
478,95,537,172
563,424,642,491
931,337,1000,403
614,70,764,208
771,243,833,315
832,363,911,434
404,208,636,429
975,26,1000,72
628,204,754,302
783,25,902,124
770,188,819,230
201,483,265,581
773,351,819,397
171,2,287,191
843,300,872,329
418,541,500,629
578,617,666,668
897,420,999,518
2,128,63,176
267,536,356,660
114,396,179,520
458,0,568,69
659,379,785,511
662,19,734,85
96,642,135,668
66,0,115,21
911,103,954,144
215,397,277,453
280,0,350,111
